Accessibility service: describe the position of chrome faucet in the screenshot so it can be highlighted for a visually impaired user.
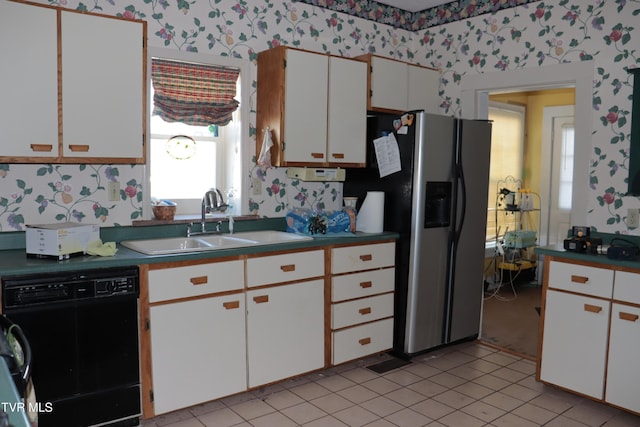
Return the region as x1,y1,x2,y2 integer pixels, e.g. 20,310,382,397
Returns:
187,189,228,236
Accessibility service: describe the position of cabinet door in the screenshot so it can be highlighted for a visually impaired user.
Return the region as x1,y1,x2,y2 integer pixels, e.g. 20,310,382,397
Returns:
606,303,640,413
283,50,328,164
407,65,440,114
0,2,58,159
150,294,246,415
247,279,325,387
327,57,367,165
61,12,144,160
370,57,407,112
539,289,609,399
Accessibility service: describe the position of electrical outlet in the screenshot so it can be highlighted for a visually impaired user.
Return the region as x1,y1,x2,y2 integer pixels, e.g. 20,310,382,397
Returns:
628,208,639,229
252,178,262,195
108,181,121,201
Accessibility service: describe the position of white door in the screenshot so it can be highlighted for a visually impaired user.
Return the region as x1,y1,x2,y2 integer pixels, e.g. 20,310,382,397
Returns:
283,49,328,163
539,289,609,399
246,280,325,388
540,106,575,246
61,11,144,159
327,56,367,164
150,295,247,415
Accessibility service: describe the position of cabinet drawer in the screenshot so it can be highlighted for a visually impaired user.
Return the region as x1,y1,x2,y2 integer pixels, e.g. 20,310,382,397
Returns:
332,293,394,329
331,242,395,274
613,271,640,305
246,250,324,288
332,268,395,302
332,318,393,365
548,261,613,299
149,260,244,303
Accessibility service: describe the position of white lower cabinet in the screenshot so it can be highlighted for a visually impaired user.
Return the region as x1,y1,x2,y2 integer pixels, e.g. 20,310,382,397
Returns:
539,257,640,415
143,240,396,418
149,294,246,415
330,242,395,365
606,303,640,413
539,289,610,399
247,279,325,388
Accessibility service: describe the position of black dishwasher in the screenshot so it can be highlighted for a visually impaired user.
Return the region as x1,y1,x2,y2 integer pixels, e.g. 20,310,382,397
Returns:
1,266,141,427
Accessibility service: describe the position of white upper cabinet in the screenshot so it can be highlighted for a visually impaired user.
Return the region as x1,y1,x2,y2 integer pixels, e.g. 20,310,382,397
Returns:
407,63,441,114
357,54,440,114
256,46,367,167
369,56,408,113
0,2,146,163
282,49,329,164
0,1,58,159
61,11,144,161
327,56,367,165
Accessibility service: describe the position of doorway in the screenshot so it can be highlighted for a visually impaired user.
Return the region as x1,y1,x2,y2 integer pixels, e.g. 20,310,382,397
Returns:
461,61,592,358
481,91,574,358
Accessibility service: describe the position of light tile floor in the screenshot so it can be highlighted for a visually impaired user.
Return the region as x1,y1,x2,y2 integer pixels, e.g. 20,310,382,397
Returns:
142,342,640,427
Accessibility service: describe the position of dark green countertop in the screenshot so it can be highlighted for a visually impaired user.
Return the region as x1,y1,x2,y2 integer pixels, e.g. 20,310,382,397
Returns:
0,228,399,276
535,243,640,270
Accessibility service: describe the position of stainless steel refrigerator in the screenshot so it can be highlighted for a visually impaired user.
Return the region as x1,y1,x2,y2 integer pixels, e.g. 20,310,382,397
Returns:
343,111,492,356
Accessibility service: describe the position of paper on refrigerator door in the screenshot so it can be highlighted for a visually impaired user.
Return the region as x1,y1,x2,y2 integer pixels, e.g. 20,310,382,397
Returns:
373,133,401,178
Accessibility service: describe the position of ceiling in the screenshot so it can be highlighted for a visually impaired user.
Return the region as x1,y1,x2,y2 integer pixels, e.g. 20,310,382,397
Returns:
375,0,451,13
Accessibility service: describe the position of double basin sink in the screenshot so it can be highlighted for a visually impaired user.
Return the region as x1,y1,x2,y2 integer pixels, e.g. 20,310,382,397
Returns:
121,230,314,255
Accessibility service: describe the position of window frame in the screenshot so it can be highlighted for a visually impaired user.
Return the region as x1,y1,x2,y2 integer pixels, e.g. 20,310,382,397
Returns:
144,47,250,218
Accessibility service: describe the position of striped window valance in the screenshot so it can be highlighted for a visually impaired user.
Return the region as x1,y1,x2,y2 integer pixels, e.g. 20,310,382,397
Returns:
151,58,240,126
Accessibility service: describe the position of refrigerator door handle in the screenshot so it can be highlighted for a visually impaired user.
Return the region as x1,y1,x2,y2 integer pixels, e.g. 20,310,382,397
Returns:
444,119,467,343
454,119,467,240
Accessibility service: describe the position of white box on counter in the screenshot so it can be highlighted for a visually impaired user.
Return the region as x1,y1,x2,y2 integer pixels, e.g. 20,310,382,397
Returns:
26,222,100,260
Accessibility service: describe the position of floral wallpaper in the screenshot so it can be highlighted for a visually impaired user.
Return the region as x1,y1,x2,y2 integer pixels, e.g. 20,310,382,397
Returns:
1,0,639,234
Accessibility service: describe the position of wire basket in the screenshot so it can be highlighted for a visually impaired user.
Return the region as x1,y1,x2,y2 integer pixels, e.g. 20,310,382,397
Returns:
152,205,176,221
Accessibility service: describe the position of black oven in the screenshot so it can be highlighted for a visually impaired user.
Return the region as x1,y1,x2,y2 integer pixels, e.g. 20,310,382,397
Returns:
1,266,141,427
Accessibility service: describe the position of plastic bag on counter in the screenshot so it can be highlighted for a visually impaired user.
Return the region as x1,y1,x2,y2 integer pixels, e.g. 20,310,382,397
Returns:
286,208,356,235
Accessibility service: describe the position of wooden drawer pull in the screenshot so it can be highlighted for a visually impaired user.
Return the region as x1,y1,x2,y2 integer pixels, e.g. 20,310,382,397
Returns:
280,264,296,272
359,337,371,346
30,144,53,152
223,300,240,310
189,276,208,285
359,307,372,315
619,312,639,322
571,275,589,284
360,281,373,289
311,152,325,159
253,295,269,304
332,153,345,159
360,254,373,262
68,144,90,152
584,304,602,314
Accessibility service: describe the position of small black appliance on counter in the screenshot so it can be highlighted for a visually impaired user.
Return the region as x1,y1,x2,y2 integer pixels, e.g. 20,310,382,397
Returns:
563,226,602,254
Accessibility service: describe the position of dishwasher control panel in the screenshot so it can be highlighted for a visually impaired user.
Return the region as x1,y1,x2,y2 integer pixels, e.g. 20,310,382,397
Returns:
2,267,139,307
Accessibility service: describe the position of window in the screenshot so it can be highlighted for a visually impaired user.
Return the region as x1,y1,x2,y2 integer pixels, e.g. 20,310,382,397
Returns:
486,102,525,245
557,124,574,211
147,50,248,216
